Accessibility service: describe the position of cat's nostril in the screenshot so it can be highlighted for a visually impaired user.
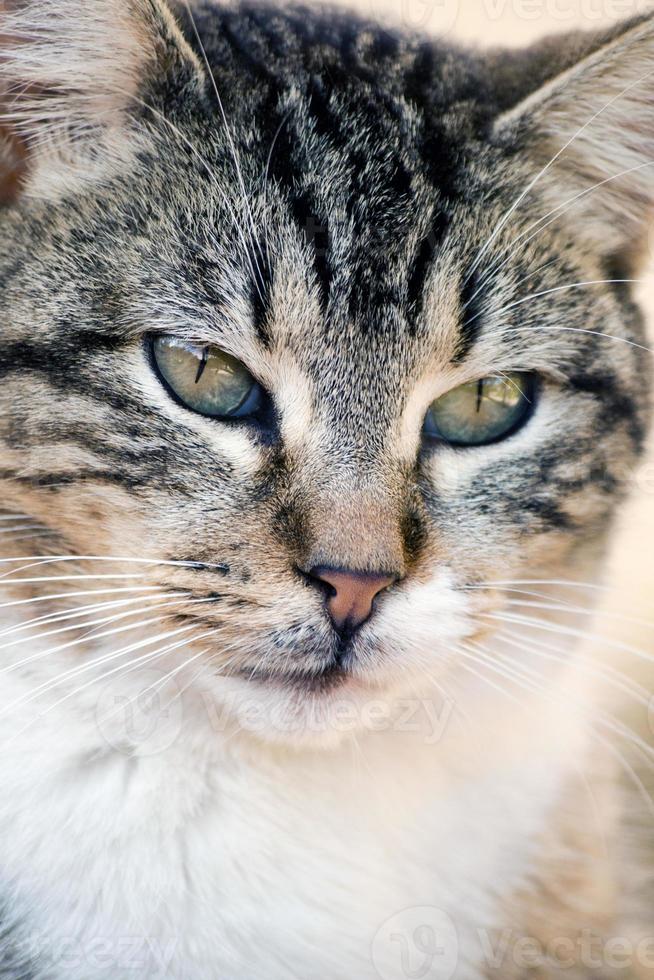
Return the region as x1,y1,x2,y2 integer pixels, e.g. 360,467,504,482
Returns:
305,565,398,636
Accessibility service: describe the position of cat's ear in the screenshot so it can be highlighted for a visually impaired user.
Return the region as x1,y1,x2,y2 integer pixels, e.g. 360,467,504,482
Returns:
493,13,654,269
0,0,204,200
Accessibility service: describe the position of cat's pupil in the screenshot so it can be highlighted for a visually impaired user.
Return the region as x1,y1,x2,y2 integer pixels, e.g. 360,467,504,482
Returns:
423,373,535,447
151,336,265,421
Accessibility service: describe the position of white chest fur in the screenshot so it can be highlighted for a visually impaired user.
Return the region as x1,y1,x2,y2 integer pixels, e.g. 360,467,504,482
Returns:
0,652,590,980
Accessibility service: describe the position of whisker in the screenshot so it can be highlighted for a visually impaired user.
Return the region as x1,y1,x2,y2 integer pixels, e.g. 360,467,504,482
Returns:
0,615,174,676
507,323,652,354
180,1,266,302
503,597,654,632
123,87,264,293
462,279,644,335
465,64,654,282
261,107,293,202
466,158,654,310
0,623,200,724
96,646,211,732
497,629,652,710
481,610,654,667
464,578,609,591
0,594,215,674
472,636,654,764
1,628,218,752
260,107,294,263
461,640,654,806
0,524,44,535
0,555,228,578
0,573,150,585
0,592,176,640
0,586,169,612
456,644,526,707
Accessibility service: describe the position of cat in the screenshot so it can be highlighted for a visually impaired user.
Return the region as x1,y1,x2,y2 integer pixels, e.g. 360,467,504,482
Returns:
0,0,652,977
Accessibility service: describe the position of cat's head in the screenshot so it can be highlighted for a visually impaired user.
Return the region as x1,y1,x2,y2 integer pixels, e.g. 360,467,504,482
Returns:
0,0,651,746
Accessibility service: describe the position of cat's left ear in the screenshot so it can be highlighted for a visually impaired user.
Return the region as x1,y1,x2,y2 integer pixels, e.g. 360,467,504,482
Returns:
493,13,654,269
0,0,205,201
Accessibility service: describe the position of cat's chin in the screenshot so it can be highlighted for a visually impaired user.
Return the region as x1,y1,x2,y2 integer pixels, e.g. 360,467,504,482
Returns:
210,667,415,750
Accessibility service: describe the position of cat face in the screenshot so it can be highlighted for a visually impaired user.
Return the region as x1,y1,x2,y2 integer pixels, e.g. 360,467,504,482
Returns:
0,0,651,743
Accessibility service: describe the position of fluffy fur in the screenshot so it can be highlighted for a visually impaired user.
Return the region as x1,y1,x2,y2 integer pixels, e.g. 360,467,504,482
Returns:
0,1,652,977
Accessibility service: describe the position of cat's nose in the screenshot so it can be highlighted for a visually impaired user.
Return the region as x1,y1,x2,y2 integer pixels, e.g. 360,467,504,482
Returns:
306,566,397,635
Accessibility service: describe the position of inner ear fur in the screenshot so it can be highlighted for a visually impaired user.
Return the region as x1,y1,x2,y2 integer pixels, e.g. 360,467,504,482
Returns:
491,12,654,265
0,0,204,200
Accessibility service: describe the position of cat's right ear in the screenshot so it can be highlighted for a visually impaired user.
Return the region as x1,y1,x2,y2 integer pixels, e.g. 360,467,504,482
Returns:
0,0,205,201
492,13,654,270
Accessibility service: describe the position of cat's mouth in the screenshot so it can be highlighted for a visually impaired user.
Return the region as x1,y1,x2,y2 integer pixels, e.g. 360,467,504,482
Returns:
231,660,353,694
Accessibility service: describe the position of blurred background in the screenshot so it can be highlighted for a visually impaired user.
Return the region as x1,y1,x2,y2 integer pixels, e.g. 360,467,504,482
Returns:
320,0,654,734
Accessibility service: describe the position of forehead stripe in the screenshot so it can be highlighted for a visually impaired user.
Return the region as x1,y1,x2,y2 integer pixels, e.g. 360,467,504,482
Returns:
452,270,484,363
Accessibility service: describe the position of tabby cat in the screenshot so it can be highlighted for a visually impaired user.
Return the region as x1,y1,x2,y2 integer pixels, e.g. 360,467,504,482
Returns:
0,0,652,977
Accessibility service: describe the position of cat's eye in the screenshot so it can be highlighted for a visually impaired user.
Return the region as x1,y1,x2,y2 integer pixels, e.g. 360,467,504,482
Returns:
423,373,535,446
151,336,265,420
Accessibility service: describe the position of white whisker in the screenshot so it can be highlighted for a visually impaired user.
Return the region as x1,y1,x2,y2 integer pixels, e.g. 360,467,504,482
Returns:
1,628,218,752
463,279,644,334
464,578,609,591
0,555,228,578
181,1,266,301
96,646,211,732
466,65,654,281
467,158,654,309
0,623,199,724
0,524,44,535
0,586,169,612
0,573,150,584
462,639,654,797
510,323,652,353
503,597,654,632
481,610,654,667
497,629,652,710
0,592,177,640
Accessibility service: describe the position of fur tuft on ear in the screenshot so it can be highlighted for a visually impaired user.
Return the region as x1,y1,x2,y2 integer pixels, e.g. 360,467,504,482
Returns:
494,13,654,268
0,0,203,199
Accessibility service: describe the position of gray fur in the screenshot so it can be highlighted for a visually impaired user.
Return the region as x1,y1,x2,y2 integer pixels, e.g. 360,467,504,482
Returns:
0,1,652,976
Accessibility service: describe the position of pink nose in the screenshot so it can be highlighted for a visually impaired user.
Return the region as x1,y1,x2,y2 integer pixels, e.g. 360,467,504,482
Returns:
308,566,397,634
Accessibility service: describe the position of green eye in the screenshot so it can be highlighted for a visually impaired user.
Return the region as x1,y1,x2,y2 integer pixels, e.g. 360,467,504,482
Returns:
423,373,535,446
151,336,265,419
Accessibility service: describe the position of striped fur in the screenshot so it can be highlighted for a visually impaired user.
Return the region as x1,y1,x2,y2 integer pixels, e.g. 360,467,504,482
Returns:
0,2,652,978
